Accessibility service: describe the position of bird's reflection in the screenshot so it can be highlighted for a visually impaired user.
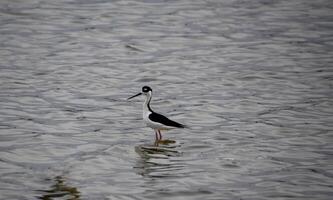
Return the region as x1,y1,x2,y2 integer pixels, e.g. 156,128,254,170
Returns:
37,176,80,200
153,139,177,147
134,139,183,178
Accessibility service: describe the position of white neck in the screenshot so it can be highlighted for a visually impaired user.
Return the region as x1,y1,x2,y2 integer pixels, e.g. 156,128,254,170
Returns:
143,91,152,112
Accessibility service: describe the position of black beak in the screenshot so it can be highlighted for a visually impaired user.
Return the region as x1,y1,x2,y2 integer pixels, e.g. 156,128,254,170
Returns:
127,92,142,100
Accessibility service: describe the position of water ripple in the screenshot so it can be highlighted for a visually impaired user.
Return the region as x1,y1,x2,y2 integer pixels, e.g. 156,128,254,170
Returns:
0,0,332,199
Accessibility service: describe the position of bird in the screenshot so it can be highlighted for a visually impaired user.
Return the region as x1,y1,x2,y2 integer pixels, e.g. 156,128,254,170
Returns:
127,86,186,141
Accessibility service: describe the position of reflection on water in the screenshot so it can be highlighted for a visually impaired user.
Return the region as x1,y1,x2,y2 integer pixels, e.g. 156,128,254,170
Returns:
134,141,183,178
37,176,80,200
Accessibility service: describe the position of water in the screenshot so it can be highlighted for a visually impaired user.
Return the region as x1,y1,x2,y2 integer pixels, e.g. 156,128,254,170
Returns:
0,0,332,199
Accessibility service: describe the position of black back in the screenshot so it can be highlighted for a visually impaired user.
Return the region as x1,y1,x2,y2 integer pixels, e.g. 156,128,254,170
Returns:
149,112,186,128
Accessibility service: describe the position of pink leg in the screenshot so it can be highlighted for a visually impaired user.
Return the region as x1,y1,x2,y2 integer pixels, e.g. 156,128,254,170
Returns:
154,130,158,141
158,130,162,140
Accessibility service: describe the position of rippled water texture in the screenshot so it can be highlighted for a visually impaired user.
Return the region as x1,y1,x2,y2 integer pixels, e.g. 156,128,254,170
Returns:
0,0,332,199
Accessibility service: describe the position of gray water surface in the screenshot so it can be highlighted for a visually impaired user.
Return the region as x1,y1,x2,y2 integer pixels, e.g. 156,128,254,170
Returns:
0,0,332,199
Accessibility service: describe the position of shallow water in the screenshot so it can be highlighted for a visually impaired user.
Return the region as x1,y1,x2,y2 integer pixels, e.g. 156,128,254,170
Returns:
0,0,332,199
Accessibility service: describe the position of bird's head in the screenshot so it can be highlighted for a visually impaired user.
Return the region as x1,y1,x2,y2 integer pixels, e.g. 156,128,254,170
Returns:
127,86,152,100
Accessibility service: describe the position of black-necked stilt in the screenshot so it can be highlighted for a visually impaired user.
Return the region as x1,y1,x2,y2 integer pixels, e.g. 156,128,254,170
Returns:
128,86,186,141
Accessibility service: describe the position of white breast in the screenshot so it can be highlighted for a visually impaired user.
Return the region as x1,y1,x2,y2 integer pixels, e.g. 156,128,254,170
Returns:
143,110,155,129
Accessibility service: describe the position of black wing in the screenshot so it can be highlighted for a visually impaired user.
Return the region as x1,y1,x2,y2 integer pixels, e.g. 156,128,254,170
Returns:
149,112,186,128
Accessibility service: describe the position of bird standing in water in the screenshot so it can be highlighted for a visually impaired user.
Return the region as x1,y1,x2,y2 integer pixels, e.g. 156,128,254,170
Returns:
128,86,186,141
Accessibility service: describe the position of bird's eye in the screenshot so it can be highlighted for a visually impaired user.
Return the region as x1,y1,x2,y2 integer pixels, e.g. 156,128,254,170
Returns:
142,86,149,92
